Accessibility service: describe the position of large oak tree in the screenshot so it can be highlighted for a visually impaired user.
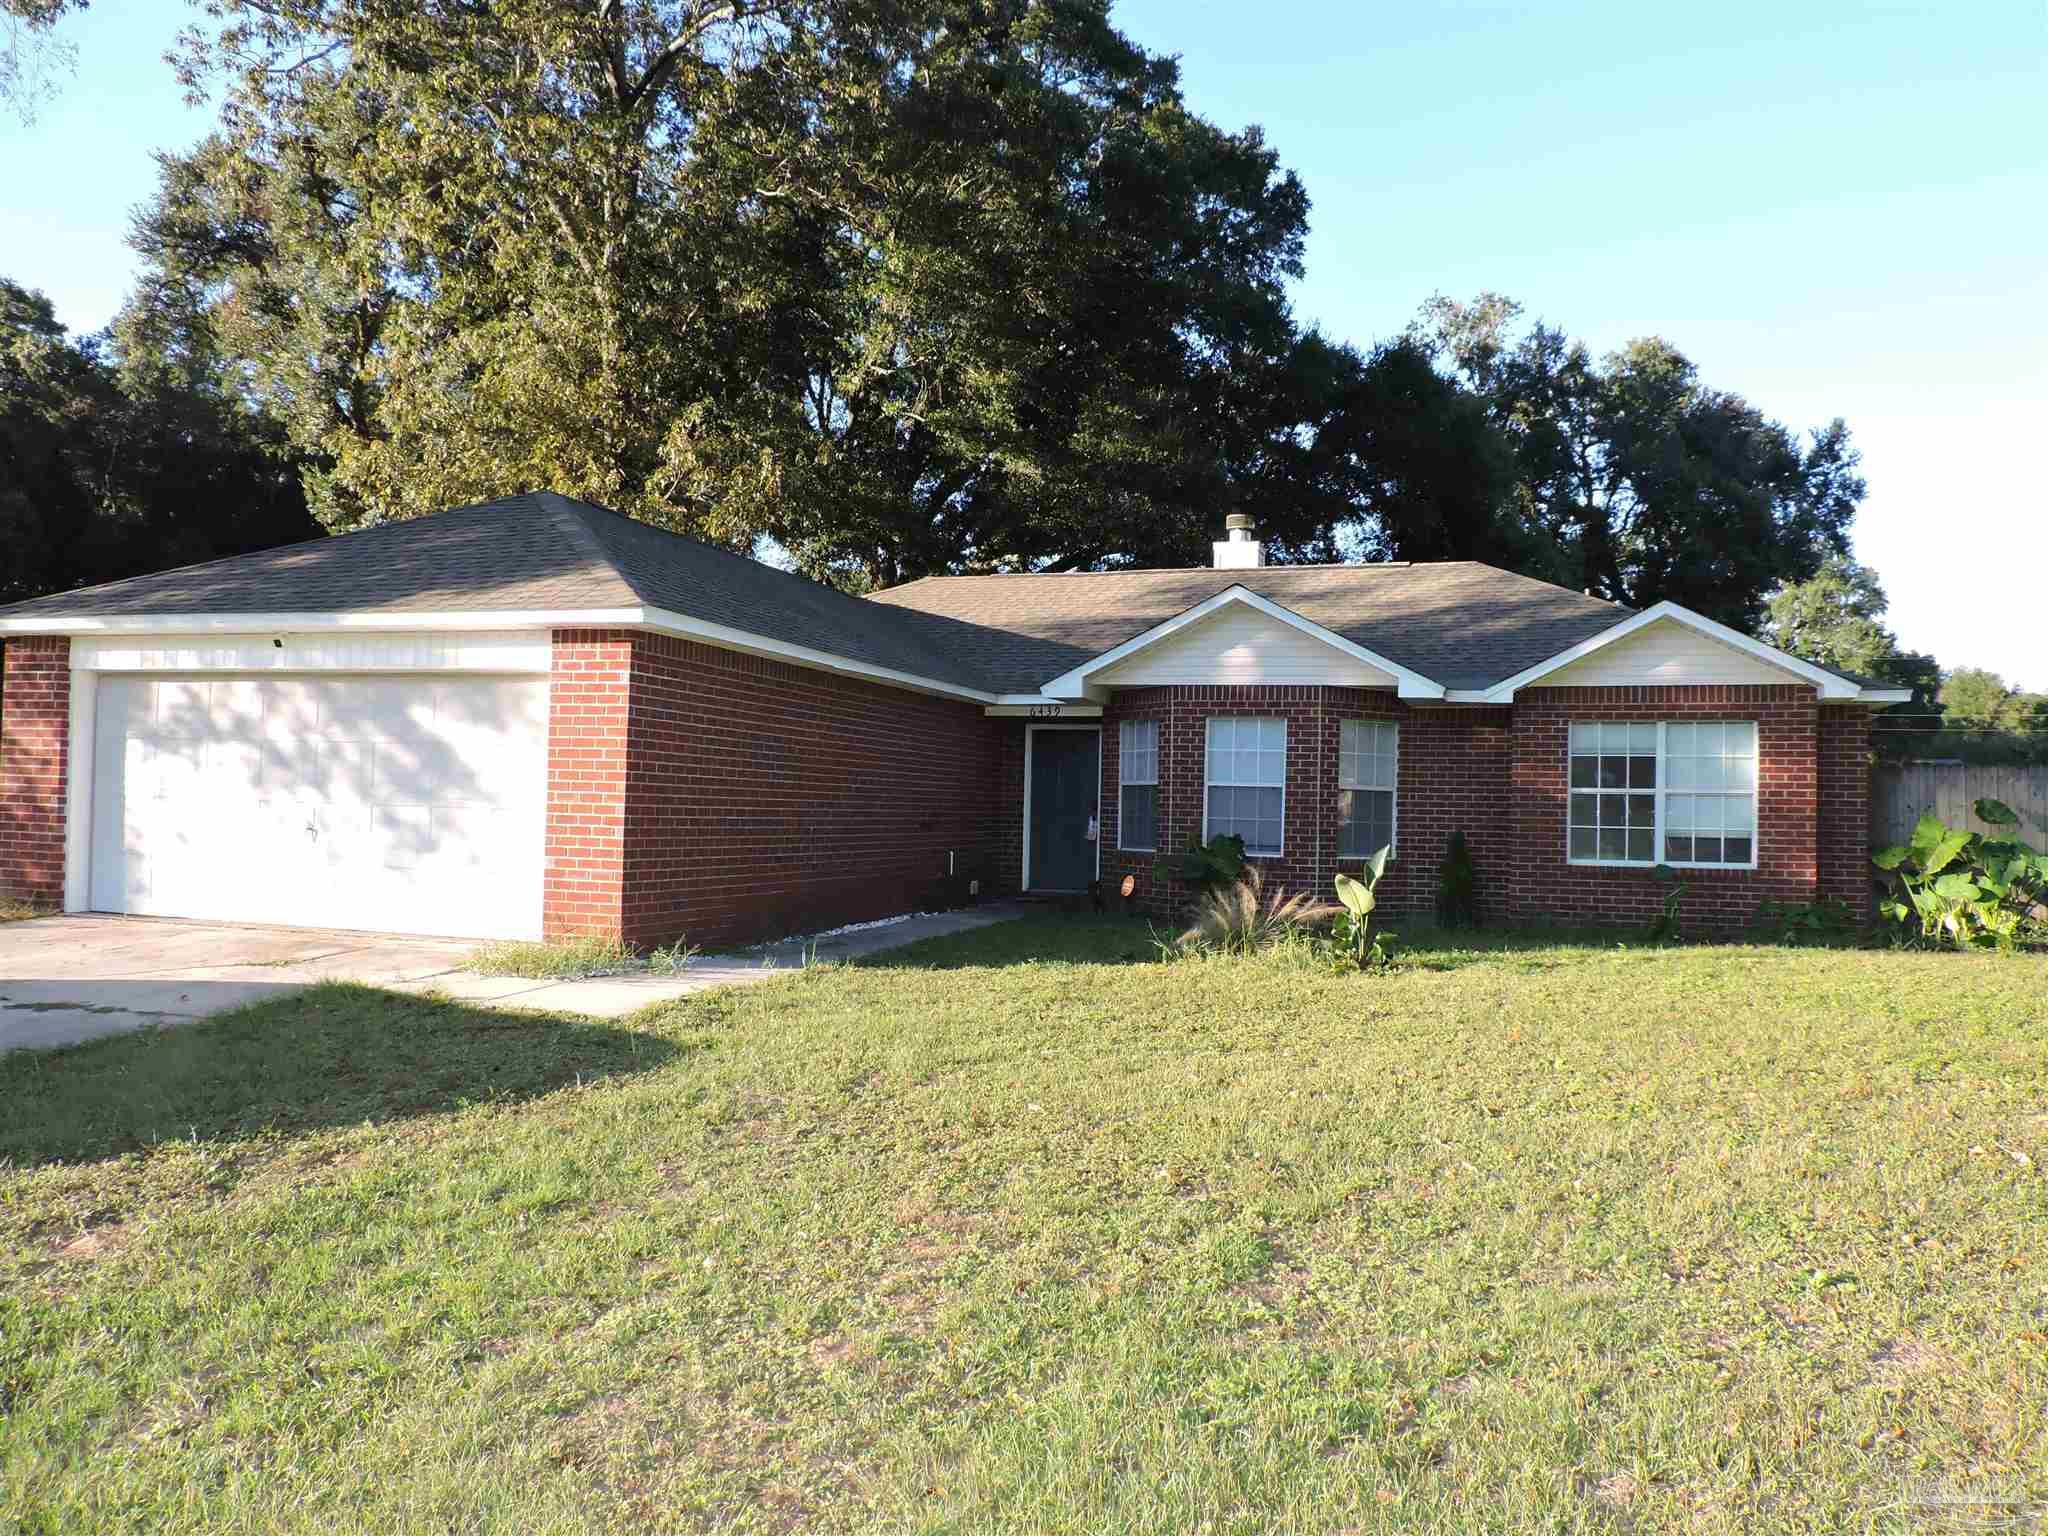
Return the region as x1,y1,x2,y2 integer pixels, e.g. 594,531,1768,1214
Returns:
135,0,1356,583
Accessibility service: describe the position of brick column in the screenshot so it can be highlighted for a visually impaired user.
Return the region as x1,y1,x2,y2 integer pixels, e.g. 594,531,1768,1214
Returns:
0,637,71,906
1816,705,1875,922
541,629,632,940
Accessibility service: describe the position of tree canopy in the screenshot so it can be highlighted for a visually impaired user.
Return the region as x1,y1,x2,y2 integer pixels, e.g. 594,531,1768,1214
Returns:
0,276,317,603
126,1,1869,620
1408,294,1863,632
131,0,1369,586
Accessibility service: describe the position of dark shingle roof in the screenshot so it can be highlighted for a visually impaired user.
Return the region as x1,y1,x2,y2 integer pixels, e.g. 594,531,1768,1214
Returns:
866,563,1633,692
0,493,1640,694
0,493,1003,691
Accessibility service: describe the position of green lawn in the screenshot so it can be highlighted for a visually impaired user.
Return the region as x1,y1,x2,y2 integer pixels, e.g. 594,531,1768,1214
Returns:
3,920,2044,1534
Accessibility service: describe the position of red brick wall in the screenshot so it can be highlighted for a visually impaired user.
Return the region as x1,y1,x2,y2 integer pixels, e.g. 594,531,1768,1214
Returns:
545,630,1011,949
1086,681,1868,935
1817,705,1875,921
540,643,1875,946
1508,685,1820,932
1096,687,1508,923
542,630,634,941
0,637,70,906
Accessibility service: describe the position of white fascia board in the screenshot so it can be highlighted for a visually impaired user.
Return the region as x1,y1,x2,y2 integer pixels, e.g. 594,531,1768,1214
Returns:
4,604,1001,704
1474,601,1866,702
0,607,645,635
1037,585,1447,701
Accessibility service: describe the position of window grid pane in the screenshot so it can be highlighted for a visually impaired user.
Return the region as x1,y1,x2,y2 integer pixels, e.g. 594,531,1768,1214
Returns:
1206,718,1286,786
1337,788,1394,859
1119,720,1157,787
1338,720,1398,790
1660,719,1757,867
1119,783,1157,852
1206,719,1286,853
1569,720,1760,868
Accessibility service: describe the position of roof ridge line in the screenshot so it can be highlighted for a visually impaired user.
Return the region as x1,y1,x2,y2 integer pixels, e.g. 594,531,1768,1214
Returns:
536,492,653,606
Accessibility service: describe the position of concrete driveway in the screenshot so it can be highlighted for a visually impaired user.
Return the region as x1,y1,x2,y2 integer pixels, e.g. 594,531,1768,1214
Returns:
0,915,475,1053
0,903,1035,1052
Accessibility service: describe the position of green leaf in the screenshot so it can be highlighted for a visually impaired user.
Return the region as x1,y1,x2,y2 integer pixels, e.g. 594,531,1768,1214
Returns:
1920,830,1974,878
1366,845,1391,884
1974,797,2020,826
1931,873,1982,902
1908,813,1948,855
1333,873,1373,920
1872,845,1909,871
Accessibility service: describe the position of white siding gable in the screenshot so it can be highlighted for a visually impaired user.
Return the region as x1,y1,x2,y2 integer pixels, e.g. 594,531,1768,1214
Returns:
1093,603,1396,689
1534,617,1805,688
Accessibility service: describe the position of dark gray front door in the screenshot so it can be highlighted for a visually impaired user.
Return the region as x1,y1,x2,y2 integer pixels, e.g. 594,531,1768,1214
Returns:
1029,729,1099,891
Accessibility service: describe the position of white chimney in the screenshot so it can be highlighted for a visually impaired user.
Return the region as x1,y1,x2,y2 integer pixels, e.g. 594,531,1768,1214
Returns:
1212,512,1264,570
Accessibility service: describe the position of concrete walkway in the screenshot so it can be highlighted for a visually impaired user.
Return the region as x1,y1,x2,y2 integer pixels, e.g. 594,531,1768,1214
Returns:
0,904,1032,1052
419,903,1033,1016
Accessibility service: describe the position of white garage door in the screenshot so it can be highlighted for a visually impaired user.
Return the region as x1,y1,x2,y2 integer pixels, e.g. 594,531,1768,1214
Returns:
89,675,548,939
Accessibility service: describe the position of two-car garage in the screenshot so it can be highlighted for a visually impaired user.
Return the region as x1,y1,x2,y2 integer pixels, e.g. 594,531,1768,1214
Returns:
74,636,551,940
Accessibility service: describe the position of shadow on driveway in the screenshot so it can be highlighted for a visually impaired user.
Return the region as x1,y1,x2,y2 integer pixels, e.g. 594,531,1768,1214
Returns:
0,982,683,1167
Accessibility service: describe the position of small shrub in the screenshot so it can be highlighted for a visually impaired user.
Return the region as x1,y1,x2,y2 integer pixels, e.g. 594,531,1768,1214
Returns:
462,936,640,979
1435,830,1479,928
1177,866,1333,956
1644,865,1686,944
1155,834,1247,895
0,896,54,923
1754,898,1860,948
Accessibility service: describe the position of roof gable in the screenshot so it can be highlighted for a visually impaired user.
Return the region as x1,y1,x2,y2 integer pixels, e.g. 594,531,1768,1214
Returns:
1476,601,1866,701
1042,587,1442,700
1092,600,1399,689
1531,615,1810,689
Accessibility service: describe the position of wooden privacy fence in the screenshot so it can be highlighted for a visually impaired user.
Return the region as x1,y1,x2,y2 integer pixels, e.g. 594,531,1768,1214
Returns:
1873,763,2048,847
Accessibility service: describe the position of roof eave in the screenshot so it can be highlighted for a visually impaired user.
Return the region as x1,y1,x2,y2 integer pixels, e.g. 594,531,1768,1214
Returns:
0,604,1003,705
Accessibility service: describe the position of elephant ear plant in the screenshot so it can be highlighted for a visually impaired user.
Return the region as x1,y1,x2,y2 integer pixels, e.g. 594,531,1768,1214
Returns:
1873,798,2048,952
1330,845,1397,971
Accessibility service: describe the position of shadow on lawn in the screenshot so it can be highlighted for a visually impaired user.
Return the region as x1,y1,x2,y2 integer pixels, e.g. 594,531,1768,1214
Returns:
0,982,683,1167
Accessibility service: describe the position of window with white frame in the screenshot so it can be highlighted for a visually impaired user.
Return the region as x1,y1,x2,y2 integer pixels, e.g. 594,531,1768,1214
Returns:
1118,719,1159,852
1205,717,1286,855
1337,720,1398,859
1567,720,1758,868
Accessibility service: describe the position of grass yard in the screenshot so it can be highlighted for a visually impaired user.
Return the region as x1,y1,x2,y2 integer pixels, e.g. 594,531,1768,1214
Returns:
3,920,2045,1534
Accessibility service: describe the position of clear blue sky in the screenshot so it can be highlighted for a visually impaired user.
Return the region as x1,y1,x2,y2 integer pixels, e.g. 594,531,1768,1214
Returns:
5,0,2044,686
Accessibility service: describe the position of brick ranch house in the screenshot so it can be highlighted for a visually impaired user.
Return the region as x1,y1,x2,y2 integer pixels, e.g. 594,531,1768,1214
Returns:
0,493,1905,946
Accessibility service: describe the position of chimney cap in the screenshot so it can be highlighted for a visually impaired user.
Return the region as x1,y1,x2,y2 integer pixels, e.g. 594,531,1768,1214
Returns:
1224,512,1257,533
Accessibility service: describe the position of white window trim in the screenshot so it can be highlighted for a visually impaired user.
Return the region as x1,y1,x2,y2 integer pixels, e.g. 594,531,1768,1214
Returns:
1202,716,1288,857
1336,719,1399,861
1565,720,1761,872
1117,719,1159,853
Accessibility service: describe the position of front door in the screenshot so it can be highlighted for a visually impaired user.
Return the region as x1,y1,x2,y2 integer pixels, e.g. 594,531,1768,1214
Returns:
1028,728,1100,891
